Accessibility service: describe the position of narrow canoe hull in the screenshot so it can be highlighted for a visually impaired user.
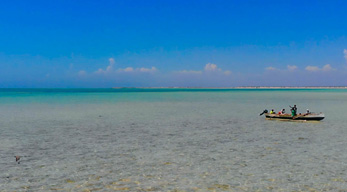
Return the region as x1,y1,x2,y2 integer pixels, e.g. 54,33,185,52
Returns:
265,113,325,121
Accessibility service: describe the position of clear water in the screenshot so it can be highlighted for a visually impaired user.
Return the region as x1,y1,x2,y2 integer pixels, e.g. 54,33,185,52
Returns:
1,89,347,191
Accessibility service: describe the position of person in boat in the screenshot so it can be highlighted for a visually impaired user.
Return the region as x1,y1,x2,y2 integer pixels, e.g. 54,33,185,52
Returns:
289,105,297,117
278,108,284,114
270,109,275,114
304,109,310,116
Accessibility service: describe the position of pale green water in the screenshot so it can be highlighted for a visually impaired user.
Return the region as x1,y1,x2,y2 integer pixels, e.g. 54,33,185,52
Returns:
1,89,347,191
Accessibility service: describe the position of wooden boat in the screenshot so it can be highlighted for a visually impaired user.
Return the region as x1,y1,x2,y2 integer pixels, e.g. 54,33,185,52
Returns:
264,113,325,121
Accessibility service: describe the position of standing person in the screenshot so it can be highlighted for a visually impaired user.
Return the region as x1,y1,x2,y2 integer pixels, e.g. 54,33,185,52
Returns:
289,105,297,117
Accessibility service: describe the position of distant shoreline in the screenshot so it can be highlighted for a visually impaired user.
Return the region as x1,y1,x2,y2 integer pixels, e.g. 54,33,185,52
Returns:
112,86,347,89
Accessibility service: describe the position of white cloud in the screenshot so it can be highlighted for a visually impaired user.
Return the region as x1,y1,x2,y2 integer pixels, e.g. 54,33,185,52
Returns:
117,66,157,73
344,49,347,63
139,67,157,72
179,63,230,76
78,70,87,76
306,64,334,72
266,65,297,71
177,70,203,74
95,57,115,74
109,58,115,65
287,65,297,71
118,67,134,72
305,66,320,72
204,63,219,71
322,64,334,71
266,67,277,71
94,58,157,75
224,70,231,75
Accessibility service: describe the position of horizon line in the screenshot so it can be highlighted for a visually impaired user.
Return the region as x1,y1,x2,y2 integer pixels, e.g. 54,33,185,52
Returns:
1,86,347,89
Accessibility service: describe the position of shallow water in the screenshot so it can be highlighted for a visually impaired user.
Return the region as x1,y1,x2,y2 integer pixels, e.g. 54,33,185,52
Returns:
1,89,347,191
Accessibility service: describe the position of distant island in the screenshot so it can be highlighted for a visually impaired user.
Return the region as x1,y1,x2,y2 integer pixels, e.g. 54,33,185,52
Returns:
113,86,347,89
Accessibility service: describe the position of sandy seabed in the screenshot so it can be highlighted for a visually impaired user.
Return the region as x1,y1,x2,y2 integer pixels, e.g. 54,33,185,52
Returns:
1,90,347,191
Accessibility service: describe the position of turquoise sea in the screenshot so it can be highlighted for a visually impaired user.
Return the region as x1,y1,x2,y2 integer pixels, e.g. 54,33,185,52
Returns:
1,88,347,191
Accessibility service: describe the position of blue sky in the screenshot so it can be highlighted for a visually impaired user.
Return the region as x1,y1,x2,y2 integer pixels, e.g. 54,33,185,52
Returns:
0,0,346,87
